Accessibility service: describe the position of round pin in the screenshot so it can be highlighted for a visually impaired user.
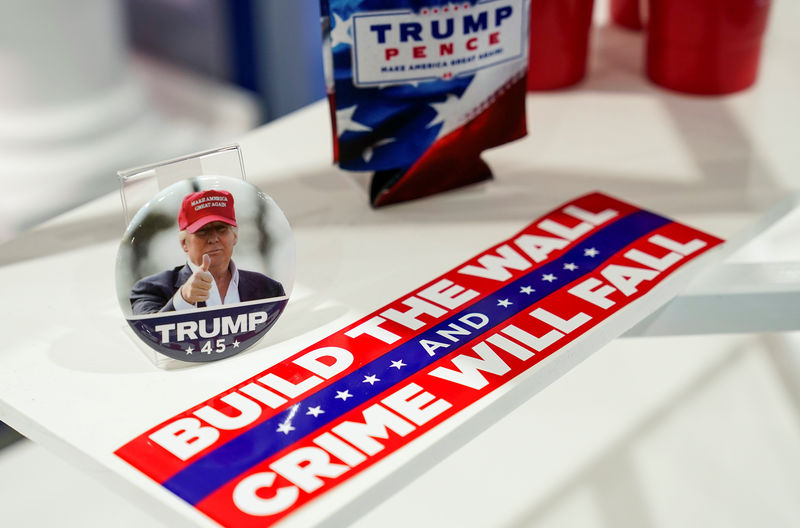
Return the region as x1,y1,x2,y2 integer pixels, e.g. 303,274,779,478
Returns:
115,176,295,362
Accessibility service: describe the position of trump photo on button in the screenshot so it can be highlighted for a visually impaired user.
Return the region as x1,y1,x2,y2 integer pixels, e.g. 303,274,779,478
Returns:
130,189,285,315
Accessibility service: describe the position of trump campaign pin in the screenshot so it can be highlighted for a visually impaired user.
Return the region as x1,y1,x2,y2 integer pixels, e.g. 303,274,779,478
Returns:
116,176,295,362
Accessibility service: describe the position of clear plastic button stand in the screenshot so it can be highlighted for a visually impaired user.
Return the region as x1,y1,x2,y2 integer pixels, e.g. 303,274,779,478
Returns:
116,146,248,369
118,144,248,227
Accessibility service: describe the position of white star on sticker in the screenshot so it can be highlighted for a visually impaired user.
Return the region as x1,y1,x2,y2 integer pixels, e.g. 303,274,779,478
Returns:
563,262,579,271
330,12,352,48
306,406,325,418
185,346,193,355
520,286,535,294
336,105,372,136
390,359,406,369
497,298,512,308
542,273,557,282
363,374,380,385
584,247,599,257
276,422,295,435
335,390,353,401
232,340,240,349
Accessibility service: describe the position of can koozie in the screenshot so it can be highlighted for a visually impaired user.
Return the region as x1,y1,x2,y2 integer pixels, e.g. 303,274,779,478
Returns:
321,0,530,206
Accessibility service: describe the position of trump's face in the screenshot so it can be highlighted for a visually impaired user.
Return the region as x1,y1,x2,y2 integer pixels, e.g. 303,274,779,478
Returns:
181,221,238,272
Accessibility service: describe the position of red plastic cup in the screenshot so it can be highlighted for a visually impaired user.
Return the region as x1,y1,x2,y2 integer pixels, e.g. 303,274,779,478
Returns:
610,0,643,30
646,0,772,95
527,0,596,91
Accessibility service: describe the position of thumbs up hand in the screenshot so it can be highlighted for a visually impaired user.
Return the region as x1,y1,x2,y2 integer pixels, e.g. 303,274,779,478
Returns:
180,254,213,304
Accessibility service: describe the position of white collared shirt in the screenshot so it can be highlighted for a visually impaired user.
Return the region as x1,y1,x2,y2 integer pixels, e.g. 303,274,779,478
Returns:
173,259,241,310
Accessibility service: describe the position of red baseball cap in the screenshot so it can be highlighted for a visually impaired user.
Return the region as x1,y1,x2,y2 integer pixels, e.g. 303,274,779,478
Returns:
178,189,237,233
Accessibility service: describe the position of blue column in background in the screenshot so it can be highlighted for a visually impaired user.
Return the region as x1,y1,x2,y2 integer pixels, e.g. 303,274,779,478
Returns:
249,0,326,121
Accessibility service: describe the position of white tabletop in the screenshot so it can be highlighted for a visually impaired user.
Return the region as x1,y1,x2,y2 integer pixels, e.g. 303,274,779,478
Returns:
1,2,800,526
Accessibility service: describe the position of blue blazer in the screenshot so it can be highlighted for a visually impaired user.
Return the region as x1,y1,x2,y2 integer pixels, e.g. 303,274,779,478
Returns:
130,264,285,315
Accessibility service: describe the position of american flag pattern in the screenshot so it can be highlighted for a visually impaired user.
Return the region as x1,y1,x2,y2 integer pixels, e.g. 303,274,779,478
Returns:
321,0,530,206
